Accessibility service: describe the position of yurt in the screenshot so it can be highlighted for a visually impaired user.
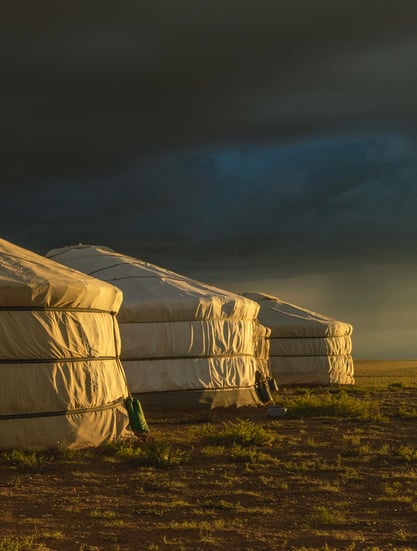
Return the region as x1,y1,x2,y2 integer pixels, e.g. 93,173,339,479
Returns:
0,238,139,451
242,292,354,386
46,245,275,409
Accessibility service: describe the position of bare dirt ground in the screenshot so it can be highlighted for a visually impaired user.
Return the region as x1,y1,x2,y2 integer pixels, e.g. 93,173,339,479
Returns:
1,361,417,551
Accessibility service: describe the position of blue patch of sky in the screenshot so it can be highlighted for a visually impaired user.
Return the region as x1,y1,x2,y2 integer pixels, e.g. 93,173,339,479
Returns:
8,130,415,253
127,131,417,241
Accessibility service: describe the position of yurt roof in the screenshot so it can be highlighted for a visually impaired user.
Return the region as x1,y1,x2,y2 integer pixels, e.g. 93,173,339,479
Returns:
242,292,352,338
0,238,122,312
47,245,259,323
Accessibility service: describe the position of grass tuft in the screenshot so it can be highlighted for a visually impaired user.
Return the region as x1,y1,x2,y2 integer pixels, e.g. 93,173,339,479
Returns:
201,419,275,447
396,446,417,462
0,535,49,551
229,443,276,465
281,389,383,421
108,439,188,468
306,505,347,526
0,449,46,470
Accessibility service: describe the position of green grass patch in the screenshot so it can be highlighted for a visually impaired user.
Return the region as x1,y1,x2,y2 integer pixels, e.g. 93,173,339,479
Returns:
0,449,47,470
0,535,49,551
0,447,96,470
107,439,188,468
306,505,347,526
281,389,383,421
229,443,277,465
396,446,417,462
201,419,275,447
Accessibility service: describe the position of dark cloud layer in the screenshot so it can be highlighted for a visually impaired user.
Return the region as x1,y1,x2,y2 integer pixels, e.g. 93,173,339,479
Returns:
3,133,416,276
2,2,417,358
2,1,417,187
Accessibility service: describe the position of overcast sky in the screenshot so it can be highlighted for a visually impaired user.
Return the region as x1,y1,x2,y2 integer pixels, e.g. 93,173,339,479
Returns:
2,1,417,359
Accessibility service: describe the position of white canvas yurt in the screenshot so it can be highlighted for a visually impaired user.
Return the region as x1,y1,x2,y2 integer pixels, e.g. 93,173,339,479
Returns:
0,238,135,450
46,245,274,409
243,292,354,386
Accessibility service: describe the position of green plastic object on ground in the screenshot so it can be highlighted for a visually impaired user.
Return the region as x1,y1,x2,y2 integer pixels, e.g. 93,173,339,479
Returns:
125,397,150,434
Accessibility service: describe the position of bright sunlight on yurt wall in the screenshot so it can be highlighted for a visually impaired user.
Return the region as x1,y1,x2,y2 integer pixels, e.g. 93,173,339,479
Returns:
47,245,275,409
243,292,354,386
0,238,131,450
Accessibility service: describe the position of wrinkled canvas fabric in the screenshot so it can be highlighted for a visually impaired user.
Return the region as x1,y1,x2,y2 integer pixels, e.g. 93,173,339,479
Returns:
47,245,271,407
0,238,131,450
243,292,354,386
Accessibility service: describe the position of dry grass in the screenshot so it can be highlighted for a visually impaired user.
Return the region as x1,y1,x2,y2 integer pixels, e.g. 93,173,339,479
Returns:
1,360,417,551
354,359,417,388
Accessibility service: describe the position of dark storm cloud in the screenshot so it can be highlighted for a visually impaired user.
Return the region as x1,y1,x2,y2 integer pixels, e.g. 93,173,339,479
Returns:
137,134,417,272
2,0,417,189
1,2,417,364
3,132,415,285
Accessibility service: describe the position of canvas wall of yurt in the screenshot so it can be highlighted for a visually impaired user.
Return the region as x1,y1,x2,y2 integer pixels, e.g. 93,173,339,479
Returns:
0,238,137,451
46,245,275,409
243,292,354,386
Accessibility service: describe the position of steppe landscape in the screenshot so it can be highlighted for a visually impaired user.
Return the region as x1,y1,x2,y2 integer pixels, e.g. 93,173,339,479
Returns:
1,360,417,551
